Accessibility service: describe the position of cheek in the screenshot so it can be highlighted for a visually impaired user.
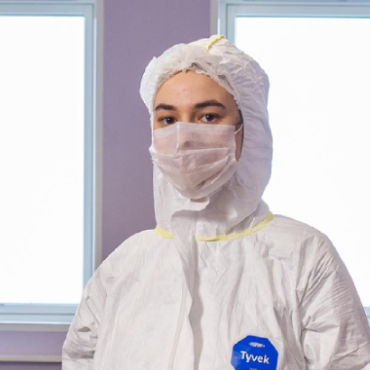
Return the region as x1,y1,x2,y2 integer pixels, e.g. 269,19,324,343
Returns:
153,121,162,130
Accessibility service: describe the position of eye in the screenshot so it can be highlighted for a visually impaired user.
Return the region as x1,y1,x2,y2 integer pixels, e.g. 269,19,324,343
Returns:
200,113,219,123
160,116,176,125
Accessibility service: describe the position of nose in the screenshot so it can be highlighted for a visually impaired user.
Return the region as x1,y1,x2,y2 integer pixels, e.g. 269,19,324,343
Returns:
176,130,194,151
177,112,193,124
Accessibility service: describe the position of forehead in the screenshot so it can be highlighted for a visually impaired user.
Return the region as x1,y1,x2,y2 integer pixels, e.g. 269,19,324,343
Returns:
154,71,236,107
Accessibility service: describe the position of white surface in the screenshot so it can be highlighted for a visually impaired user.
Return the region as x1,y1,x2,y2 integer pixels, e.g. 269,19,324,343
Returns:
236,17,370,306
0,16,85,304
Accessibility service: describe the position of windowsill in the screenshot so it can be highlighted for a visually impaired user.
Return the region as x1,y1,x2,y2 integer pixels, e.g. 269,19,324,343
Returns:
0,321,70,332
0,355,61,363
0,314,73,332
0,304,76,331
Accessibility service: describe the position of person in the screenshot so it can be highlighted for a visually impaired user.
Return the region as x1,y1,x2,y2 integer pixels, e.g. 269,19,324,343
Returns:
62,35,370,370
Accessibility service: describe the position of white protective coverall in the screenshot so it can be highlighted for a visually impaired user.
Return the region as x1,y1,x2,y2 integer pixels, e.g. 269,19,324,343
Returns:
62,36,370,370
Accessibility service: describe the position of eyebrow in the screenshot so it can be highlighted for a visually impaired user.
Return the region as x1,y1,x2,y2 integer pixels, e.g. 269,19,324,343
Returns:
154,103,176,111
154,100,226,112
194,100,226,110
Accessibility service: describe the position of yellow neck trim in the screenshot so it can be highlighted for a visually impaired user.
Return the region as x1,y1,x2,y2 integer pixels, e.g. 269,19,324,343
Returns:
155,212,274,242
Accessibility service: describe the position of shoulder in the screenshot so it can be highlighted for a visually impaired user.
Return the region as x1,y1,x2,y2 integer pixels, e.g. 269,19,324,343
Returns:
109,229,157,255
257,214,343,290
90,229,158,288
101,229,158,266
265,214,327,241
260,214,336,259
262,214,349,298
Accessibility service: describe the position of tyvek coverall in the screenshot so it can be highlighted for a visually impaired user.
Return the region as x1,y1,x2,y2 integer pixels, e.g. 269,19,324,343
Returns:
62,36,370,369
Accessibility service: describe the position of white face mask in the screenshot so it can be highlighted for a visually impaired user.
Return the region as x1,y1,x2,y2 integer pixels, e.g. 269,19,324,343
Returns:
149,122,241,200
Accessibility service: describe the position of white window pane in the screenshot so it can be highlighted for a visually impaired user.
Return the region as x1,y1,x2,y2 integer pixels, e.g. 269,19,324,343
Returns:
236,17,370,306
0,16,85,304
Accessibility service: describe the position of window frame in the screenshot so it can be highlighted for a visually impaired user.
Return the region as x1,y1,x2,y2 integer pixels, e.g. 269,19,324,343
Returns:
0,0,102,331
219,0,370,43
218,0,370,325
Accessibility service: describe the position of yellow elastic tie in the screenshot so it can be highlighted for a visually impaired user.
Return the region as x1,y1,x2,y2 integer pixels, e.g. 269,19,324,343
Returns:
155,212,274,242
206,35,226,51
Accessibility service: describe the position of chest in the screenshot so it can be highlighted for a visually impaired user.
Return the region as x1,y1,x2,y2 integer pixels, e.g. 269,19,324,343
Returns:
95,242,304,370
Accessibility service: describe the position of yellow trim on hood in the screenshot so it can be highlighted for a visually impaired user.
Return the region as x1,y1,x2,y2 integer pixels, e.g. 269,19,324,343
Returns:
206,35,226,50
155,212,274,241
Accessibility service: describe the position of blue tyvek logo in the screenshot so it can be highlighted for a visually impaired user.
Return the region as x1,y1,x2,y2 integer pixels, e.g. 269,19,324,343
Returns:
231,335,278,370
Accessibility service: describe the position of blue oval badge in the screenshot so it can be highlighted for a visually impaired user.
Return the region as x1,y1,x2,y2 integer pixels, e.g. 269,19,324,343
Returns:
231,335,278,370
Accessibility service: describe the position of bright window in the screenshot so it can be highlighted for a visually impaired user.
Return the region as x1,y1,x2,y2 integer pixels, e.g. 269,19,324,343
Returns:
0,1,99,329
219,1,370,309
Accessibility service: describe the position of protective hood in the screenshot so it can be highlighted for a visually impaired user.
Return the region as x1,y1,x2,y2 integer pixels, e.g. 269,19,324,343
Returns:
140,35,273,238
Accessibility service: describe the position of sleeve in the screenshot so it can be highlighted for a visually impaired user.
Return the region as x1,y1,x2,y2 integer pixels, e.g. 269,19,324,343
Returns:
61,262,108,370
298,235,370,370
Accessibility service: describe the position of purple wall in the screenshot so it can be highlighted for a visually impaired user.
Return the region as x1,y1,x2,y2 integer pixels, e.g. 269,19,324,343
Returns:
0,0,210,369
102,0,211,259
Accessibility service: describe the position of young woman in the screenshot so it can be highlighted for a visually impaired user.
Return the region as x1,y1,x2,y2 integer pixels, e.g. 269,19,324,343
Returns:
62,35,370,370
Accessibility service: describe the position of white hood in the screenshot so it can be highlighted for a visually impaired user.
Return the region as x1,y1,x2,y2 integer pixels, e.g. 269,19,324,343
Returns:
140,35,273,239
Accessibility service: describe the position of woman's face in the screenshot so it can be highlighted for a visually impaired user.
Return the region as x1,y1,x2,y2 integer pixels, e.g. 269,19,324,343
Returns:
153,71,243,160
